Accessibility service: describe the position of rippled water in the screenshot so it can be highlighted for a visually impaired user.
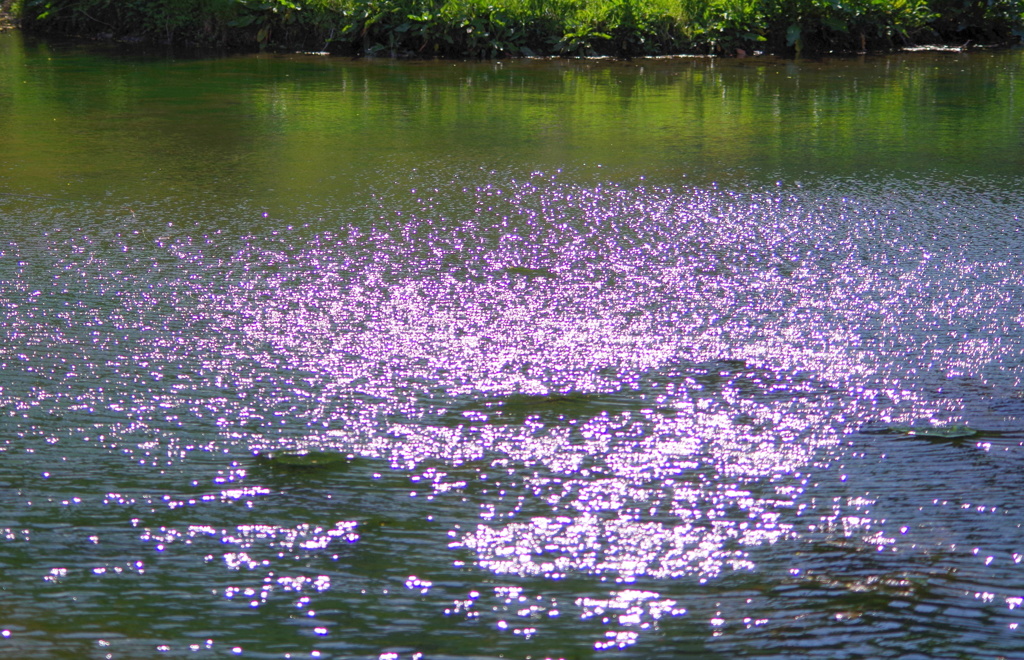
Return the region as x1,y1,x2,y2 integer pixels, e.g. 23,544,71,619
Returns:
2,33,1024,659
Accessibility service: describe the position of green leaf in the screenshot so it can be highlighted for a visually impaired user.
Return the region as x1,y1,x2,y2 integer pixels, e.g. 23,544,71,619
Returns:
254,450,353,468
228,15,257,27
889,424,978,440
905,424,977,440
786,23,802,47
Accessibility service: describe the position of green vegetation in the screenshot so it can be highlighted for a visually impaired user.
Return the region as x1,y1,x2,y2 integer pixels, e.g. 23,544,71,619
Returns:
890,423,979,440
255,449,355,468
13,0,1024,58
0,1,20,30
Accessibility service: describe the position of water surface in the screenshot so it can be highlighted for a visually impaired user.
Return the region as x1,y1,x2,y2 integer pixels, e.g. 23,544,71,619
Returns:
2,32,1024,659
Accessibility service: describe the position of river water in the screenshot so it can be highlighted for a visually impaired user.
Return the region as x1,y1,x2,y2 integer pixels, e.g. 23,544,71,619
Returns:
1,32,1024,659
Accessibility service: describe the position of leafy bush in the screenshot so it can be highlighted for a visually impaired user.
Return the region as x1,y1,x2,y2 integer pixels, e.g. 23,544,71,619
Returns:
16,0,1024,56
928,0,1022,42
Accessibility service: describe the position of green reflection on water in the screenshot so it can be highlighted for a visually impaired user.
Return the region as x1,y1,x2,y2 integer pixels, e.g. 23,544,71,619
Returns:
1,32,1022,215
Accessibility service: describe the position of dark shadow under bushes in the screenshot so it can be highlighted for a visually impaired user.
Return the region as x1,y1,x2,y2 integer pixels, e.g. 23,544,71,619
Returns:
15,0,1024,57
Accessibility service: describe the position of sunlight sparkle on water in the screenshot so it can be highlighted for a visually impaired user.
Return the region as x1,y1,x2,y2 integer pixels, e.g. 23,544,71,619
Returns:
4,159,1024,656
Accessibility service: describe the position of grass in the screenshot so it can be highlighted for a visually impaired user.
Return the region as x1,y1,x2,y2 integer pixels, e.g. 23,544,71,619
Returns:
15,0,1024,57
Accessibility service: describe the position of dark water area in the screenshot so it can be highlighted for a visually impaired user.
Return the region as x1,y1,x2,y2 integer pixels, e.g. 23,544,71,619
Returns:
2,32,1024,659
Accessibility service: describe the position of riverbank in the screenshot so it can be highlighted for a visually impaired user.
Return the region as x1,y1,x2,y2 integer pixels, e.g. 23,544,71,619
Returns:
0,1,15,31
11,0,1024,57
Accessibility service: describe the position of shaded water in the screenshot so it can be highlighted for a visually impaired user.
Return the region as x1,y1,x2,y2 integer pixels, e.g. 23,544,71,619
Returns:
2,32,1024,658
